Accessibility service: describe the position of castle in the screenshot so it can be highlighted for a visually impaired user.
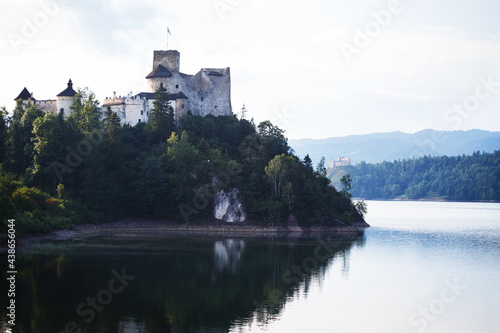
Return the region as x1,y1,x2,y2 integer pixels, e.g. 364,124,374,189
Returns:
14,79,76,117
328,157,351,168
103,50,232,126
14,49,232,125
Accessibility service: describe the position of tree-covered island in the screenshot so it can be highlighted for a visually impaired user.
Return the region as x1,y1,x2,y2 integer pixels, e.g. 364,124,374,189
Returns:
0,84,366,236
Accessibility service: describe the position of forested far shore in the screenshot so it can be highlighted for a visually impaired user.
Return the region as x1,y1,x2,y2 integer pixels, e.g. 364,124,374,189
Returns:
329,151,500,201
0,85,365,236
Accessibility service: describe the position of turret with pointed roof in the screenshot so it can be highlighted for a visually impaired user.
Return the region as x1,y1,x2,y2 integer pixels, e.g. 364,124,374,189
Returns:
57,79,77,97
56,79,77,117
14,87,35,101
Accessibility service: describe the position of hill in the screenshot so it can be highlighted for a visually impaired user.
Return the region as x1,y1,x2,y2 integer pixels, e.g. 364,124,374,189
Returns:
329,151,500,201
0,89,365,236
290,129,500,165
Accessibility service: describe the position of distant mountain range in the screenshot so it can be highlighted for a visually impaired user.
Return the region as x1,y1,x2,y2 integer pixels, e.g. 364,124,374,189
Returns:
289,129,500,165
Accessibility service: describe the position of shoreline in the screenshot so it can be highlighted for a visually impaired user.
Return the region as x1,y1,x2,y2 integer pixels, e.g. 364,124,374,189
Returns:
355,198,500,203
5,219,370,250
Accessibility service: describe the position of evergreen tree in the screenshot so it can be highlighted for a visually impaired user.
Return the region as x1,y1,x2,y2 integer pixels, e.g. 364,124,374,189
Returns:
257,120,289,158
0,107,8,164
68,89,101,134
303,154,313,172
316,156,327,177
30,113,64,192
341,151,500,201
103,106,123,170
5,100,44,174
149,82,175,143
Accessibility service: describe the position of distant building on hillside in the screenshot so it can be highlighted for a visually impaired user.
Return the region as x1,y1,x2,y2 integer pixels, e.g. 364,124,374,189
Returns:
328,157,351,168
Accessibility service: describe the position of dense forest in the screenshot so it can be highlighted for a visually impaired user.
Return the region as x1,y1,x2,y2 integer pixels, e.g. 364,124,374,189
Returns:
0,84,363,236
330,151,500,201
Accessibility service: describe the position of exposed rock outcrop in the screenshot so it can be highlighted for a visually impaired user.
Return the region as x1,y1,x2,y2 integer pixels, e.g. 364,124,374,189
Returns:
214,189,246,222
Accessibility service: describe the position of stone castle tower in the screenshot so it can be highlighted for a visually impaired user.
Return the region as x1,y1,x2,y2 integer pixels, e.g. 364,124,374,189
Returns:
103,49,232,126
146,50,232,118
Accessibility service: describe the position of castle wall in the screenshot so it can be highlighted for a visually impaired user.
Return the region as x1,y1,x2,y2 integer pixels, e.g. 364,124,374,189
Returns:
36,100,56,114
175,98,187,122
148,67,231,117
103,95,182,127
186,68,232,117
104,96,148,126
148,72,186,95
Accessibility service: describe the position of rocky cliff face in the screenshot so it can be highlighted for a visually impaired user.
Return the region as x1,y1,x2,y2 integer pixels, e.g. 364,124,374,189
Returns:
214,189,246,222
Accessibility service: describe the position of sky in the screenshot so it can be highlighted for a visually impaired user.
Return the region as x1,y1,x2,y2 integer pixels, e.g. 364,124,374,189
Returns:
0,0,499,139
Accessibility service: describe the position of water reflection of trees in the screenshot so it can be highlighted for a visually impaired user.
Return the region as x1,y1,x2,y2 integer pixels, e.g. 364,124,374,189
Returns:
0,234,364,332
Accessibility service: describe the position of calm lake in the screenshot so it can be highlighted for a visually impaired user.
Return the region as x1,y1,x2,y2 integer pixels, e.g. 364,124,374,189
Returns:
1,201,500,333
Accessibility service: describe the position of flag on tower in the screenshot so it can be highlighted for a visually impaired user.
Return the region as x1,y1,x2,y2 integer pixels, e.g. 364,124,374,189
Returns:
167,27,171,35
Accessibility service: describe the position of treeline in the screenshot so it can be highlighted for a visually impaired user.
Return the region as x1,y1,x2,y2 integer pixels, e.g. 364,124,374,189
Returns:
0,84,363,235
336,152,500,201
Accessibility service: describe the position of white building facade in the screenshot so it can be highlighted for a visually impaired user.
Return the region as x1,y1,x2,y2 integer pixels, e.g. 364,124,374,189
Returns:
14,79,77,118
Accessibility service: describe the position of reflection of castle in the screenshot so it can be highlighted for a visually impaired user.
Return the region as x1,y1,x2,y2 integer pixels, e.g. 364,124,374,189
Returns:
14,49,232,126
328,157,351,168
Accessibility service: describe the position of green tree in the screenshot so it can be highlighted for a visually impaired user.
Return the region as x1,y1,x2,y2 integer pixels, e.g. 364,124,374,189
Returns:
265,154,295,197
303,154,313,172
340,174,352,199
166,130,198,175
0,168,18,229
149,82,175,143
316,156,327,177
30,113,64,192
5,100,44,174
68,89,101,134
0,107,8,164
354,200,367,219
103,106,123,169
258,120,289,158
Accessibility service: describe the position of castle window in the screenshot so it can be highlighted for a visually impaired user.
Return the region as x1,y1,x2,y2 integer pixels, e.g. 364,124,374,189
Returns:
201,97,204,102
181,104,184,109
175,84,179,89
141,110,143,115
59,108,64,115
138,119,141,123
